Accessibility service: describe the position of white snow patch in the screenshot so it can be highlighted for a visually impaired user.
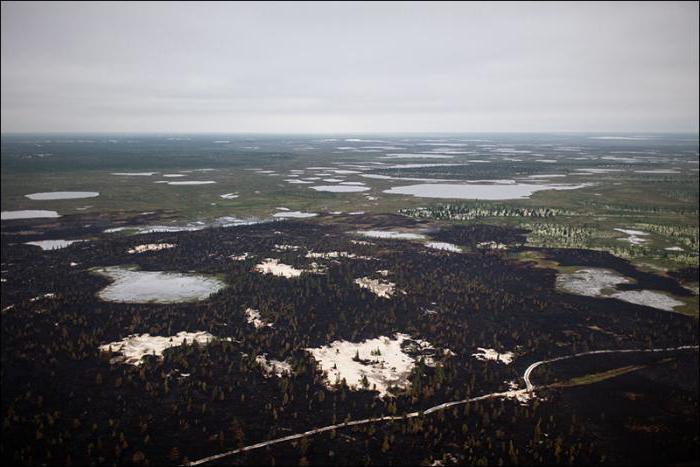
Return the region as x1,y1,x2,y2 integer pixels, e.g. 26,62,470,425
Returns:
499,386,536,405
556,268,684,312
354,277,396,298
477,241,508,250
255,355,292,377
229,252,252,261
351,239,374,246
99,331,216,366
556,268,630,297
634,169,680,174
356,230,426,240
167,181,216,185
305,251,356,259
127,243,176,254
383,163,464,169
25,239,81,250
608,290,684,312
425,242,462,252
245,308,272,329
273,244,301,251
272,211,318,218
491,148,532,154
614,228,649,245
254,258,305,278
472,347,514,364
29,293,56,302
306,333,441,397
104,224,204,234
104,216,265,235
361,174,393,180
574,168,623,174
381,154,455,159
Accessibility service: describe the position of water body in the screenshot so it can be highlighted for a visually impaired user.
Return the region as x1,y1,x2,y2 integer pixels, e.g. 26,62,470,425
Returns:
1,210,61,220
25,191,99,200
25,239,82,250
94,266,226,303
383,183,587,200
311,185,371,193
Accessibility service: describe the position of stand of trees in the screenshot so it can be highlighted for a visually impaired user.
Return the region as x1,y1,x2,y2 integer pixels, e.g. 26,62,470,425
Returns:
1,219,697,465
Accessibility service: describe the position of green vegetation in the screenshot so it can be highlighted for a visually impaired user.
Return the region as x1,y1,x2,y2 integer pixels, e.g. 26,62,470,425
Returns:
399,203,573,220
564,365,646,387
402,199,698,270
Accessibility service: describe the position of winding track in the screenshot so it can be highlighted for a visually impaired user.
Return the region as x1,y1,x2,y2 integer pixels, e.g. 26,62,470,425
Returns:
187,345,698,466
523,344,700,391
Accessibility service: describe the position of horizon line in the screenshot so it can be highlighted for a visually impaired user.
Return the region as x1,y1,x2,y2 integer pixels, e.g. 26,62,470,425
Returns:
2,131,699,136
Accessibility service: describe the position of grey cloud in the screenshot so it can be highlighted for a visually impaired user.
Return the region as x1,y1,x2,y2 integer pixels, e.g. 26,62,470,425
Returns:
1,1,698,133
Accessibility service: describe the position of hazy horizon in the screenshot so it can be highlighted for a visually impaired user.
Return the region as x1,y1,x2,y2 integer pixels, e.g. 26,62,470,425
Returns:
2,1,698,133
2,131,699,136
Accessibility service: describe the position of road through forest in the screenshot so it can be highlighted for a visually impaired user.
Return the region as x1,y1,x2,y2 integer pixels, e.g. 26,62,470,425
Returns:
187,344,698,465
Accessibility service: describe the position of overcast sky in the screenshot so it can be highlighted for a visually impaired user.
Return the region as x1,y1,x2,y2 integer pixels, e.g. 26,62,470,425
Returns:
1,1,698,133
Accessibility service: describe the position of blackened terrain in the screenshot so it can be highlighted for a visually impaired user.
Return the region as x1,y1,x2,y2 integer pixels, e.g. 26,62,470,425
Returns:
1,216,698,465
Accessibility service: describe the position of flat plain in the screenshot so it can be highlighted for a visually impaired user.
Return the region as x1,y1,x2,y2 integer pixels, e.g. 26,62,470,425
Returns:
1,133,698,465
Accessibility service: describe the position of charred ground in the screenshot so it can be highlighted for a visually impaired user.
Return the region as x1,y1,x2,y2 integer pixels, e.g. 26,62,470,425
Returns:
1,215,698,465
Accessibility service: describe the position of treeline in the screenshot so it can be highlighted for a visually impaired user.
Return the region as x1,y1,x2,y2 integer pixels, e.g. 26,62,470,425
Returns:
400,203,573,221
635,223,699,250
582,201,699,216
522,223,595,249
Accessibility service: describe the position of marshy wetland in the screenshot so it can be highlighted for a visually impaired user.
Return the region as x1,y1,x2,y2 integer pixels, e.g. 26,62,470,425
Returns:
1,134,698,465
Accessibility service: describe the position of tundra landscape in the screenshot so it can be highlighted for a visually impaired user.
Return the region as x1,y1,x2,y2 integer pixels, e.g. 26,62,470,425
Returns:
2,1,698,465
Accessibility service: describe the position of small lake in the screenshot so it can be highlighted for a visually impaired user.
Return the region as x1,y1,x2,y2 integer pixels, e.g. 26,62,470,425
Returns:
383,183,587,200
311,185,370,193
25,191,99,200
94,266,226,303
1,210,61,220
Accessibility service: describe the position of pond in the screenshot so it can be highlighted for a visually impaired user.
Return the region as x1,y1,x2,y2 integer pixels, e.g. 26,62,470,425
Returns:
94,266,226,303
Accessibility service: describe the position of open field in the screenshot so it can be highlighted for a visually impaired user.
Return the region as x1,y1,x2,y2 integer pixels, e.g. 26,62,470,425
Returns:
3,134,697,273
